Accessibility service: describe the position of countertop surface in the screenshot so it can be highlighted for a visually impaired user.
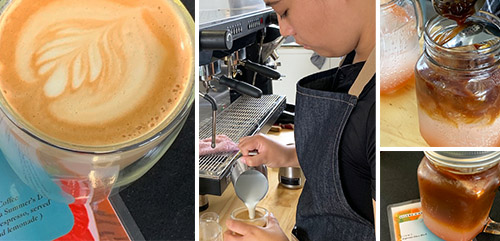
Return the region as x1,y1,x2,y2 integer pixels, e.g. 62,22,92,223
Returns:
381,151,500,241
380,81,428,147
201,129,303,240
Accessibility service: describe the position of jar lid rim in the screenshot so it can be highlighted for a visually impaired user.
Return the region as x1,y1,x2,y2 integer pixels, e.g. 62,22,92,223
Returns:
424,151,500,168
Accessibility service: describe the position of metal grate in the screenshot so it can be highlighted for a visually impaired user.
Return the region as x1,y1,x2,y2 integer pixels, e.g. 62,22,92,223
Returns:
199,94,284,178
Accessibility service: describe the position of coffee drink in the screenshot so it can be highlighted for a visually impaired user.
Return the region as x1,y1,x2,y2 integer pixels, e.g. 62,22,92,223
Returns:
0,0,193,147
235,209,266,221
231,207,268,228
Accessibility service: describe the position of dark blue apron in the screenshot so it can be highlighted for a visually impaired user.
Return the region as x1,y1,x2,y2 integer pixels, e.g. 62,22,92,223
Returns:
293,50,375,241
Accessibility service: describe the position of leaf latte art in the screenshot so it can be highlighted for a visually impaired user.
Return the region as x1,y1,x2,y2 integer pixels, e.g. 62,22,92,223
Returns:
0,0,193,146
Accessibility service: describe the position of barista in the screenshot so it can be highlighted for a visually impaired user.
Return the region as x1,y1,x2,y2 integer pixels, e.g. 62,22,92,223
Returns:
224,0,375,240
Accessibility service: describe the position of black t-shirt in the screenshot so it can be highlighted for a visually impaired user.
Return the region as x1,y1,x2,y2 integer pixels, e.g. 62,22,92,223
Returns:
326,51,376,224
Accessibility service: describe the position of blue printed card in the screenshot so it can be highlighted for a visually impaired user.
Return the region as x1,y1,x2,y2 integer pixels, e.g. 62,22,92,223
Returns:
0,150,74,240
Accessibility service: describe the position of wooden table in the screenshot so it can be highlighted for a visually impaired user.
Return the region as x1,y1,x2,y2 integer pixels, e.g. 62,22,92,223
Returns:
200,129,303,240
380,79,429,147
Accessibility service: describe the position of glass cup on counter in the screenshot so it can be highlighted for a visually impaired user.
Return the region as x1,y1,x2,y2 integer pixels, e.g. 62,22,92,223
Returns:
200,212,223,241
380,0,423,94
0,0,194,205
417,151,500,241
230,206,269,231
201,211,221,223
415,12,500,146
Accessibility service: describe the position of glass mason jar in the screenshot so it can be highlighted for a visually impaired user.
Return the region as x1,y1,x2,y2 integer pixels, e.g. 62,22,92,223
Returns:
415,12,500,146
380,0,423,94
417,151,500,241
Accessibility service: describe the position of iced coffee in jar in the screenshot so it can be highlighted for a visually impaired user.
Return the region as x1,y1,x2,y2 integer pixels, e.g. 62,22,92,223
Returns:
415,12,500,146
417,151,500,241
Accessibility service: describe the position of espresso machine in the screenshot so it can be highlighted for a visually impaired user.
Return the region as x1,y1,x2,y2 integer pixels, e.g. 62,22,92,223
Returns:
199,0,287,210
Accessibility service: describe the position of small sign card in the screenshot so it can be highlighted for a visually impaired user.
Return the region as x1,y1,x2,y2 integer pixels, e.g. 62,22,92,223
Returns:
387,200,444,241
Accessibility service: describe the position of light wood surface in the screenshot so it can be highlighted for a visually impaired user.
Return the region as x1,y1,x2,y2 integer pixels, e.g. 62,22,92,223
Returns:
200,129,303,240
380,81,428,147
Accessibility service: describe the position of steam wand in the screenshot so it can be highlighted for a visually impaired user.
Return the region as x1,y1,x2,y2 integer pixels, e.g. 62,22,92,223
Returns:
199,92,217,148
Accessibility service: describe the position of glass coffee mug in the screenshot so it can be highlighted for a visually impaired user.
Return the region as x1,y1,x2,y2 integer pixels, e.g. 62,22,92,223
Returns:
417,151,500,241
0,0,194,205
380,0,423,94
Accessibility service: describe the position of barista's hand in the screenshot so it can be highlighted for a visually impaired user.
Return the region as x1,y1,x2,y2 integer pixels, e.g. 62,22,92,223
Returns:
224,213,289,241
238,133,298,168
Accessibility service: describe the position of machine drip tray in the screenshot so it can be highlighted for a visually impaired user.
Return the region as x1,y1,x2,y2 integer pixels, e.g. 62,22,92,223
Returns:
199,94,286,196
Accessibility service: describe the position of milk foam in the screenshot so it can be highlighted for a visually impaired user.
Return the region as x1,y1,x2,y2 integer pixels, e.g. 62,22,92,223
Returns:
0,0,193,146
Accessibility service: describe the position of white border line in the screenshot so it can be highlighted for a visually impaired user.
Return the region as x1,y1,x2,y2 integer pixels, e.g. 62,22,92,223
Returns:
375,0,382,240
194,0,200,238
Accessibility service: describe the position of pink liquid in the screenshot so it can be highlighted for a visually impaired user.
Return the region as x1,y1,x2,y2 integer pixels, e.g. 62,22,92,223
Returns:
422,211,486,241
418,108,500,146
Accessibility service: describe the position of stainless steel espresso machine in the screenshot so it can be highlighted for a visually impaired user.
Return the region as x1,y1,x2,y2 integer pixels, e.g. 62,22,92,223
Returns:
199,0,287,210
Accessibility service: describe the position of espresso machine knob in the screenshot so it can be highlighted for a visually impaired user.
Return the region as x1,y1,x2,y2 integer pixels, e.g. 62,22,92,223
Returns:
268,12,279,25
200,30,233,50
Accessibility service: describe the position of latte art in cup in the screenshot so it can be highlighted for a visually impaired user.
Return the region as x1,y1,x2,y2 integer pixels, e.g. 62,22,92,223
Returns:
0,0,193,147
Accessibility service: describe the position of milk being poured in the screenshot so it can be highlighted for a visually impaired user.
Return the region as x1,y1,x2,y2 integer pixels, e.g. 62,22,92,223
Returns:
245,201,259,219
233,169,268,219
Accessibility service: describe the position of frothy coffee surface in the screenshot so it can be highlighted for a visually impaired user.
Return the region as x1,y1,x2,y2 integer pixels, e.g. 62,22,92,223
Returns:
235,209,265,220
0,0,193,146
